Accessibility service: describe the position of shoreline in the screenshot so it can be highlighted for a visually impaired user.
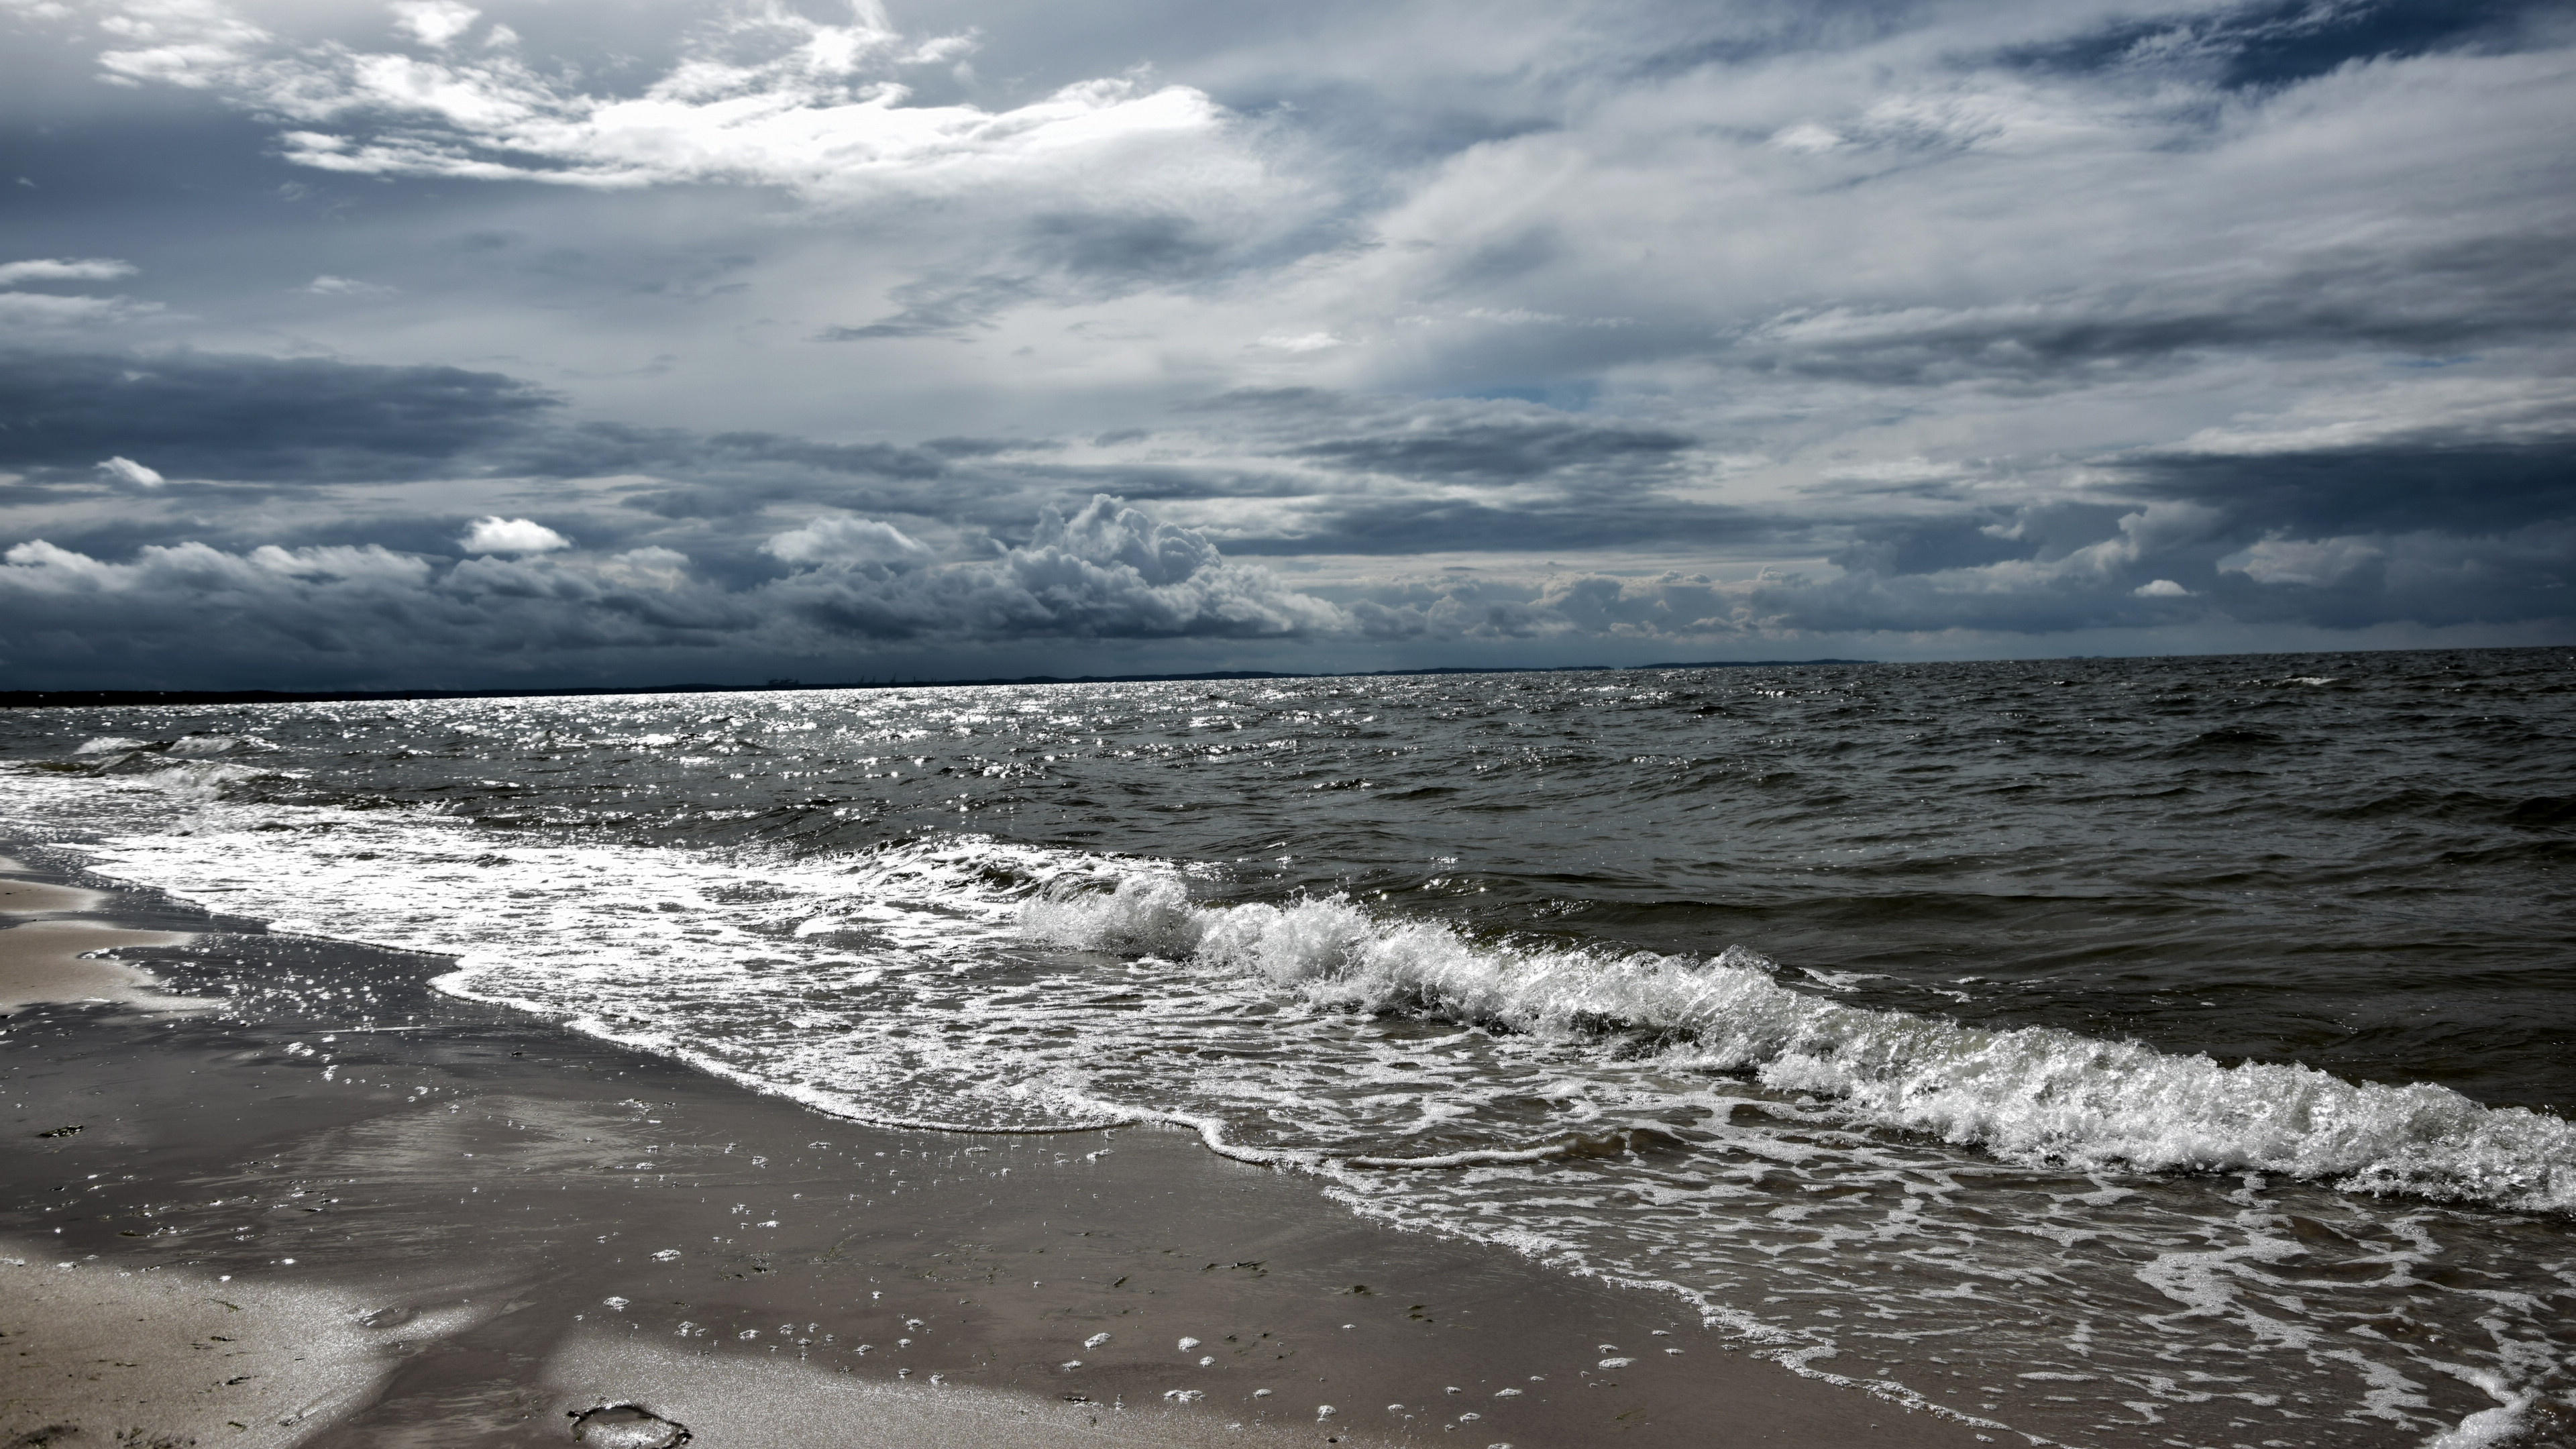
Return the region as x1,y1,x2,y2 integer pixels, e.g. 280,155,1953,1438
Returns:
0,845,1985,1448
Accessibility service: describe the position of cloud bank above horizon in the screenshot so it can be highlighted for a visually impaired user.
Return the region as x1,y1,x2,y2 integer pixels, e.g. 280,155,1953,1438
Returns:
1,0,2569,688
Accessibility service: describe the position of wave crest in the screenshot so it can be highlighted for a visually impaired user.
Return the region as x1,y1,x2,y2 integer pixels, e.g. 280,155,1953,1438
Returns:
1022,878,2576,1211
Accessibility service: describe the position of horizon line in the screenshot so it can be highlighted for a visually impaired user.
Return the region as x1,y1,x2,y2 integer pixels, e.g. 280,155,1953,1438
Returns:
2,640,2561,710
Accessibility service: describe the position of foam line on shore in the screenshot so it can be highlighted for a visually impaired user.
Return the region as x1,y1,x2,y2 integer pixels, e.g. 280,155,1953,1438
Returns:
7,769,2565,1448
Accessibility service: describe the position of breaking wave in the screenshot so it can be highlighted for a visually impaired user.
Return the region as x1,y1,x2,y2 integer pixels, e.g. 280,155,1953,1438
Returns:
1024,874,2576,1212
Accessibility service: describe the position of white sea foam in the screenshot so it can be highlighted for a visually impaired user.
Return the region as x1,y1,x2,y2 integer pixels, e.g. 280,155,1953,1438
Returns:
5,765,2566,1449
73,736,149,754
165,734,261,757
1024,876,2576,1212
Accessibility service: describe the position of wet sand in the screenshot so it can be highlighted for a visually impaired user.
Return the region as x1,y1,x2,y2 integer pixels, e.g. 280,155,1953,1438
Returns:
0,847,1990,1448
0,861,204,1014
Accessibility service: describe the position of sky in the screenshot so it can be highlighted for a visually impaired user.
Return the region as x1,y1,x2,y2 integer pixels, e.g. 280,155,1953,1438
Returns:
1,0,2571,690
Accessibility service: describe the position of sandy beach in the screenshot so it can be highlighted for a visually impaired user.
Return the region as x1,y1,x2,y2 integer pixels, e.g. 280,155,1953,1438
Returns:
0,845,1988,1448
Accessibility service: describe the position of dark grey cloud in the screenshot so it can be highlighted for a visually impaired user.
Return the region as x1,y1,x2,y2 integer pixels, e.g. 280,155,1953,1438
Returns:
1998,0,2547,91
1191,388,1712,493
1029,211,1225,283
0,495,1348,690
1625,1,1923,79
0,337,2565,680
0,348,1020,567
2,0,2571,678
820,212,1265,342
819,275,1041,341
501,425,962,494
1189,388,1348,416
0,350,1028,576
619,486,796,523
0,538,765,688
0,86,303,231
1742,517,2576,638
1741,571,2185,637
1825,515,2041,577
688,431,961,480
1000,462,1315,504
2115,441,2576,537
1332,567,1750,643
0,350,557,482
1288,419,1699,483
1222,496,1787,556
1214,80,1561,174
1736,430,2576,637
1749,234,2576,388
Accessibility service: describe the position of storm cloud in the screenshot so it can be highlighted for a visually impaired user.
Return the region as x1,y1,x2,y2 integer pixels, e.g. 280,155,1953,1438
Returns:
0,495,1353,689
0,0,2568,685
0,350,557,483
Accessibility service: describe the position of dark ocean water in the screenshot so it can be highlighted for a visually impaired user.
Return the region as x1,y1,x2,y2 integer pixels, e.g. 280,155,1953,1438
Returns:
4,646,2572,1446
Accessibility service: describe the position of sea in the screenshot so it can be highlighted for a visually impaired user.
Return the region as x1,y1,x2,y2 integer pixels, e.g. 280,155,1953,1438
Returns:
3,646,2571,1448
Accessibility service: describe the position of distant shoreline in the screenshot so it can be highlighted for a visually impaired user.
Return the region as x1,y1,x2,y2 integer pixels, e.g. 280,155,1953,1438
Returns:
0,659,1878,710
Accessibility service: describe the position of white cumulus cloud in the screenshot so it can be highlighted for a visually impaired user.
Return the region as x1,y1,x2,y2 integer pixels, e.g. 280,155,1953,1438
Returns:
95,456,165,488
762,517,932,567
461,516,570,553
765,496,1349,642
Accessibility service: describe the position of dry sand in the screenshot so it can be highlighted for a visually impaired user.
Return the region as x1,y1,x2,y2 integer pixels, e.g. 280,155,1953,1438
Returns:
0,850,1993,1449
